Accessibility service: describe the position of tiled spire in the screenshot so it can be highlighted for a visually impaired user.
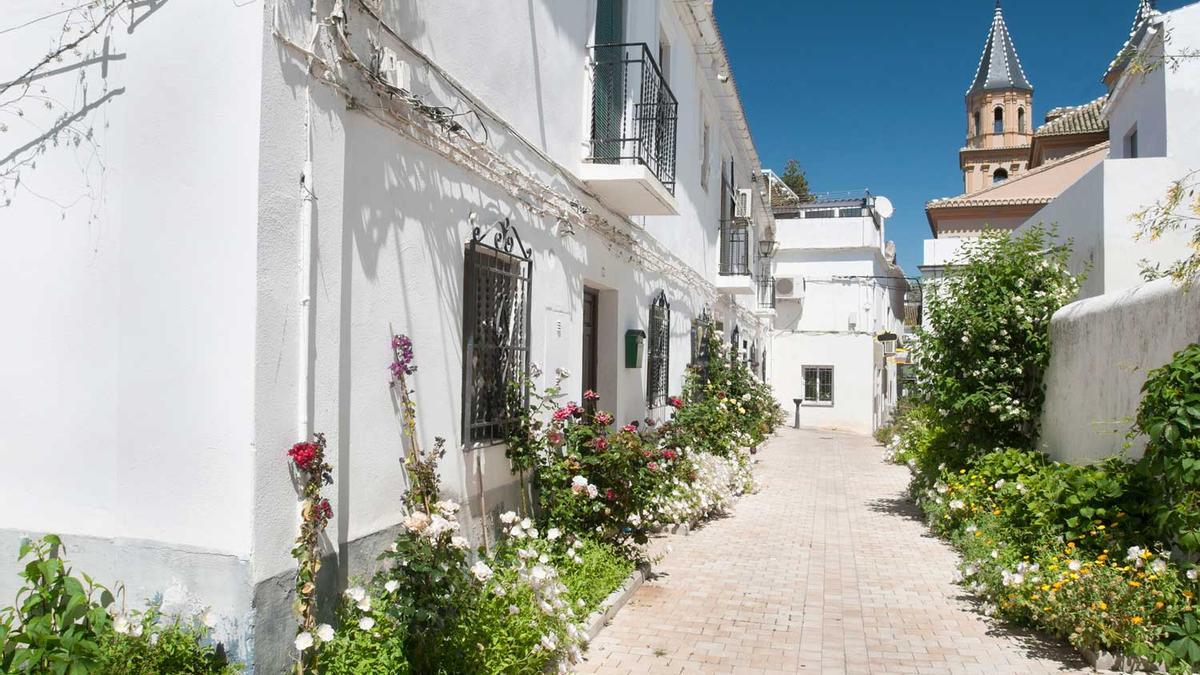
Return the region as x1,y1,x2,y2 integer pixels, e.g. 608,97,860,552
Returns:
1103,0,1162,85
966,1,1033,97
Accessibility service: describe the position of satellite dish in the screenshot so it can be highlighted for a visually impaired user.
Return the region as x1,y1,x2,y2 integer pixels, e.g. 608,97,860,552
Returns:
874,196,895,219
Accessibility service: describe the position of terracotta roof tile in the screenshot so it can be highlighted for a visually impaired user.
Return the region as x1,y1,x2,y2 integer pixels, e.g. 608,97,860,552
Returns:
1035,96,1108,138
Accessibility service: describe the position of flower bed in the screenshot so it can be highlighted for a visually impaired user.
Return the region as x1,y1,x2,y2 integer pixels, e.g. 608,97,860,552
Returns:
890,226,1200,672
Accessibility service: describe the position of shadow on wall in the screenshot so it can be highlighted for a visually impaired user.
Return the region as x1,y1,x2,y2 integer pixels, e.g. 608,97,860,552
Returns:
1,0,169,213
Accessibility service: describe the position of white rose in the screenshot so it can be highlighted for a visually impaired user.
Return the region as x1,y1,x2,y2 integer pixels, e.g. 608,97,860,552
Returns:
316,624,335,642
294,631,314,651
358,616,375,631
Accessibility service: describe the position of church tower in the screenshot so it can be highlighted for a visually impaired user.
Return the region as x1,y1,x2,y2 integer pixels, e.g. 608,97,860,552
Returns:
960,1,1034,194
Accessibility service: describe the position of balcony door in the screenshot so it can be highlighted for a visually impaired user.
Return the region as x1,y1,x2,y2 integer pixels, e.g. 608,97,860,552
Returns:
592,0,625,163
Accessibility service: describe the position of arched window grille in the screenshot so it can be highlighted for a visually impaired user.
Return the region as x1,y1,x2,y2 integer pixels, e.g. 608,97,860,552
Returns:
1017,107,1026,133
993,107,1004,134
462,218,533,443
646,291,671,408
992,168,1009,185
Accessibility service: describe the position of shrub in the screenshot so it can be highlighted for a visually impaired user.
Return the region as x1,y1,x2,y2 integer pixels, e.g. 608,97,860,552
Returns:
913,225,1081,464
0,536,235,675
1133,343,1200,552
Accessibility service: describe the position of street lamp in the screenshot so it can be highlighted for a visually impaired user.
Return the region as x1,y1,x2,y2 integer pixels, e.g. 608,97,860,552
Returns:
758,238,777,259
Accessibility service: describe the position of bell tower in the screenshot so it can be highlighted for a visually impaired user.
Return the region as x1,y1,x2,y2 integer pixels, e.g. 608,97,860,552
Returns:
960,1,1034,194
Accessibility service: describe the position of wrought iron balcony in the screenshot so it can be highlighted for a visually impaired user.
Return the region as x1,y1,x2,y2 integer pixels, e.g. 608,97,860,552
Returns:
757,275,777,310
587,43,678,198
719,221,751,277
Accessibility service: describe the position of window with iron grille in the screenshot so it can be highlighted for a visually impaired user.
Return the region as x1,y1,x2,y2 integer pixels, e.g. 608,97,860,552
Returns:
646,291,670,408
802,366,834,405
462,219,533,444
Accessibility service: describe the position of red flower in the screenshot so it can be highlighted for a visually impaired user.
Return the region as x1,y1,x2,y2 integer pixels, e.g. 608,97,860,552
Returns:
583,389,600,401
642,450,653,459
595,411,613,426
647,462,659,472
668,396,683,409
315,498,333,521
288,442,319,471
592,436,609,452
662,449,677,461
605,488,617,501
547,430,565,447
621,424,637,434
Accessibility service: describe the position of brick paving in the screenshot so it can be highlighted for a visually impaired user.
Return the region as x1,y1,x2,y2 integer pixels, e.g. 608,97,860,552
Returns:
576,427,1092,674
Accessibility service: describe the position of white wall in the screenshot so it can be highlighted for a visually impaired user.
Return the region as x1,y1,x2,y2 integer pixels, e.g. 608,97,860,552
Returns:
771,332,875,434
0,0,262,557
1040,278,1200,463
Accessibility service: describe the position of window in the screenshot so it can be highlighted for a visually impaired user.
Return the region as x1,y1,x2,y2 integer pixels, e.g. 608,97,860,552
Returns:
993,107,1004,134
658,29,671,85
1125,126,1139,159
804,209,837,219
700,120,710,190
1018,107,1026,133
992,168,1008,184
838,207,863,218
973,110,981,136
646,291,670,408
462,219,533,444
802,366,834,405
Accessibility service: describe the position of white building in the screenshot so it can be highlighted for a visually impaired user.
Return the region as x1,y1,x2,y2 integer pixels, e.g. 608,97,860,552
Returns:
768,194,908,434
0,0,774,667
1017,0,1200,298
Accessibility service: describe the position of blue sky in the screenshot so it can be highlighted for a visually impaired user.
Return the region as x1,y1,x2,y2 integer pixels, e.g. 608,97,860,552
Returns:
715,0,1191,275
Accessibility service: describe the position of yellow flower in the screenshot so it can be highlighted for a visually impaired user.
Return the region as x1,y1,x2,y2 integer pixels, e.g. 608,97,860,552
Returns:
1184,591,1194,600
1129,581,1142,588
1129,616,1144,625
1098,601,1108,610
1155,602,1165,609
1097,525,1106,530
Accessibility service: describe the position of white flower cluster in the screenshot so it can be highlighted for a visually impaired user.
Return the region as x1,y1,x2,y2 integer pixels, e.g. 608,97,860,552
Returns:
496,512,586,669
570,475,599,499
402,499,468,549
644,448,756,526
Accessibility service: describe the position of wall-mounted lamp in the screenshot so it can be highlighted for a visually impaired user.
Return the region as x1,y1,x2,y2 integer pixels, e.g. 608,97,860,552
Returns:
758,239,778,258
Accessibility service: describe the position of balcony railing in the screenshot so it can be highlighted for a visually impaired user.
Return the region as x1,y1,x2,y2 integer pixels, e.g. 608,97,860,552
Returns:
719,221,750,276
757,275,776,310
588,43,678,194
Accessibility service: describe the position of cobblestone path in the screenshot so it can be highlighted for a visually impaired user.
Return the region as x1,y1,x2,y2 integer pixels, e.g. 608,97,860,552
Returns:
576,427,1091,674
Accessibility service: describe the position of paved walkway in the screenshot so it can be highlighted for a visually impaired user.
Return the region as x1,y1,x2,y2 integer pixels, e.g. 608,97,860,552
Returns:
576,427,1091,674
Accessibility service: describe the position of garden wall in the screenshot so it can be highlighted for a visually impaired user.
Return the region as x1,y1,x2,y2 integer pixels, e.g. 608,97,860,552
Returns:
1039,278,1200,464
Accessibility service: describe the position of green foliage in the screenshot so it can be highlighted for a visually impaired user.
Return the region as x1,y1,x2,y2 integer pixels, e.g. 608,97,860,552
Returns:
1133,343,1200,552
319,590,410,675
774,159,814,205
98,608,239,675
0,535,114,674
913,225,1081,464
0,536,235,675
557,540,635,614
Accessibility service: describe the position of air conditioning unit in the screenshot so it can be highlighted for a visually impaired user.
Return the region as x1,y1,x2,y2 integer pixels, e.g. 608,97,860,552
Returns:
735,188,753,221
775,276,805,299
378,47,411,92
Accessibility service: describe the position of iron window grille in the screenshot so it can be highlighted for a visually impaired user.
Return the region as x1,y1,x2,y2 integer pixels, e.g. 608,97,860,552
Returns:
719,220,751,276
462,218,533,444
730,325,740,360
802,366,834,406
646,291,671,408
588,42,679,195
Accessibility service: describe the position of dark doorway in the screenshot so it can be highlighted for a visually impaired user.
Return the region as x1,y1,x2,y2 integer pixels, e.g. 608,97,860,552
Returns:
582,288,599,404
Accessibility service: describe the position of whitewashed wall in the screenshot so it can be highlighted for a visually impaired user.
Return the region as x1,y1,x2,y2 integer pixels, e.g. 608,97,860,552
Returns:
0,0,263,647
1040,278,1200,464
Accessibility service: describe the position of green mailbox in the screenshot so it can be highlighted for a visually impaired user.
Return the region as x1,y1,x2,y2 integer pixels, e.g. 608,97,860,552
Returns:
625,329,646,368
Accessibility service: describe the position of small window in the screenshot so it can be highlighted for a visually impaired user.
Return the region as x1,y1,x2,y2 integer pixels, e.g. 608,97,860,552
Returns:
1125,126,1139,159
1017,107,1026,133
658,29,671,85
646,291,670,408
838,207,863,218
700,120,710,190
802,366,834,405
993,168,1009,184
993,107,1004,134
973,110,981,136
804,209,837,219
463,221,533,444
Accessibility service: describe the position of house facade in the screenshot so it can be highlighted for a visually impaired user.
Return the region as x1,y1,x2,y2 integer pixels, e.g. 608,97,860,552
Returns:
1016,0,1200,298
0,0,775,667
768,194,908,434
